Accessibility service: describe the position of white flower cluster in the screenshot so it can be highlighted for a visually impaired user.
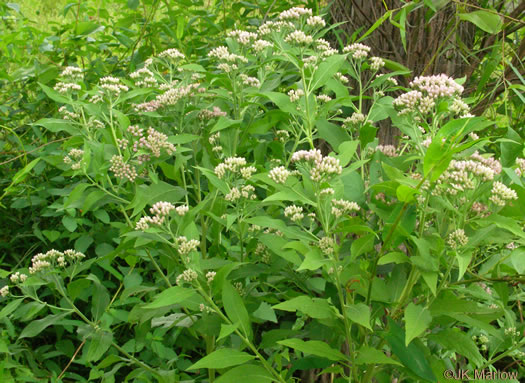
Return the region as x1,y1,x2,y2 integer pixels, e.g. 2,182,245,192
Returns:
63,148,84,170
206,271,216,283
176,205,189,216
470,151,501,175
99,76,129,97
58,106,80,120
240,74,261,88
130,67,157,87
316,94,332,103
208,46,248,64
447,229,468,249
132,127,176,157
278,7,312,20
335,72,349,83
54,82,82,94
61,66,83,80
276,130,290,143
284,205,304,222
225,185,256,201
176,236,200,256
228,30,258,45
214,157,255,179
393,74,463,115
284,30,313,45
29,249,85,274
320,188,335,196
135,201,176,230
449,98,471,117
208,132,222,153
258,21,294,36
269,166,291,184
156,83,204,107
376,145,398,157
255,242,271,263
489,181,518,206
316,39,338,57
176,268,198,285
10,272,28,283
291,149,342,182
253,39,273,52
370,56,385,71
331,199,359,218
0,286,8,297
343,43,371,59
307,16,325,27
344,112,365,126
158,48,185,60
288,89,304,102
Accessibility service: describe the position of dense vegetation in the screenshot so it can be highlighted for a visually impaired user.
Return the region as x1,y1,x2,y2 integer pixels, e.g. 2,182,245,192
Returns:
0,1,524,382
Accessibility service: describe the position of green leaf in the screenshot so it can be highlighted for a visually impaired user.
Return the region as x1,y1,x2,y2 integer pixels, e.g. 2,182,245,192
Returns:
459,10,502,34
317,119,351,151
359,123,378,149
19,312,71,339
43,230,60,242
210,117,242,133
396,185,418,203
0,299,24,319
404,303,432,346
222,281,252,339
511,248,525,274
423,138,453,182
86,330,113,362
337,140,359,166
187,348,255,370
385,319,437,382
217,323,239,342
356,346,402,366
253,302,277,323
62,216,77,232
345,303,372,330
144,286,197,309
297,248,329,271
356,10,393,43
273,296,335,319
278,338,347,361
311,54,346,90
215,364,273,383
260,91,300,115
428,329,484,367
351,234,374,260
38,83,71,104
127,181,185,217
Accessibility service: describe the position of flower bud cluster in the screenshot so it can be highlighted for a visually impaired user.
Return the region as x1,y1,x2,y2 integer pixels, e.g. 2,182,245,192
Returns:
63,148,84,170
156,83,204,107
449,98,471,117
285,30,313,45
61,66,83,80
344,112,366,126
318,236,335,255
228,30,258,45
343,43,371,59
253,39,273,52
208,132,222,153
199,106,227,121
176,268,198,285
376,145,398,157
278,7,312,20
158,48,185,60
110,155,138,182
284,205,304,222
99,76,129,97
291,149,342,182
258,21,295,35
255,243,271,264
393,74,463,115
306,16,325,27
133,127,176,157
240,74,261,88
288,89,304,102
316,94,332,103
489,181,518,206
10,272,28,283
209,46,248,64
335,72,349,83
370,57,385,71
206,271,216,283
54,82,82,94
130,67,157,87
225,185,256,201
269,166,291,184
58,106,80,120
447,229,468,249
176,236,200,255
29,249,85,274
136,201,177,230
214,157,254,179
331,199,359,218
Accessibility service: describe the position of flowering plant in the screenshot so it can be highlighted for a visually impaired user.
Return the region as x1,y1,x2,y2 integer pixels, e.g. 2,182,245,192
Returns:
1,5,524,383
